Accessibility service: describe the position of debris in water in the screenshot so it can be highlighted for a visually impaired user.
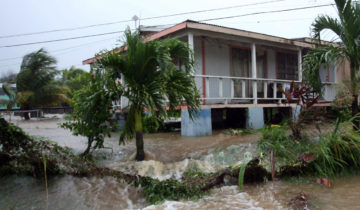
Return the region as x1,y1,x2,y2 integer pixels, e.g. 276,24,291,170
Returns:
316,177,331,188
288,191,309,210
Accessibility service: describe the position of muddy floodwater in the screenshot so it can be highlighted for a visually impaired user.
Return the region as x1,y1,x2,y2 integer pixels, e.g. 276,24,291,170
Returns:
2,115,360,209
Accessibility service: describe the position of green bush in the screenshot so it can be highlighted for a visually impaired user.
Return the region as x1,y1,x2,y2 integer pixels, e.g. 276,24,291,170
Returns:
309,120,360,177
258,127,315,166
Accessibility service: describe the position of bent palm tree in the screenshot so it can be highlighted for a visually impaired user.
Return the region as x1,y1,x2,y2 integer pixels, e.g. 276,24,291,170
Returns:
99,29,200,161
16,48,69,119
306,0,360,128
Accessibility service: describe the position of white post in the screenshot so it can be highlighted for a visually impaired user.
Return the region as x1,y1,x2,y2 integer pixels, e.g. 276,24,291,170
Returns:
282,83,286,99
206,77,210,98
219,78,223,98
273,82,277,99
242,80,246,98
298,49,302,82
251,43,257,104
188,32,194,65
264,82,267,99
231,79,234,99
188,32,194,52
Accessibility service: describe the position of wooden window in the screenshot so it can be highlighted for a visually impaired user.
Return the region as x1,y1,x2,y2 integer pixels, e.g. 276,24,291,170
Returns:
276,52,298,80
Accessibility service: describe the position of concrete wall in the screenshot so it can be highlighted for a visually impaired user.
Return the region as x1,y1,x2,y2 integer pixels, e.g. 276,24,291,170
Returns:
181,108,212,136
246,107,264,129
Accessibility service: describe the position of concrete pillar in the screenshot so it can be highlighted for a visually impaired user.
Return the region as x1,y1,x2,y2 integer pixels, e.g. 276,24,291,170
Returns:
298,49,302,82
251,43,257,104
246,107,264,129
181,108,212,136
291,106,301,123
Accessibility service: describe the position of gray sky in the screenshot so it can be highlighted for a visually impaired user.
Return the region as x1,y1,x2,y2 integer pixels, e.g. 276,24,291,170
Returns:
0,0,338,75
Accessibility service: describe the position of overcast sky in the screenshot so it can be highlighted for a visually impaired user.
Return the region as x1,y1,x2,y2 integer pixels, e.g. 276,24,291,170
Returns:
0,0,339,75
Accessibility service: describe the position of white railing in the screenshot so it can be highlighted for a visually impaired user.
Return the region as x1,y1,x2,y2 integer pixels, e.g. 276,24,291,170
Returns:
194,74,336,105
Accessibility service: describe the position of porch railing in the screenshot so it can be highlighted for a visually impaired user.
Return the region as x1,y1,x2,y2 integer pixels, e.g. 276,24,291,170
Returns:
193,74,336,105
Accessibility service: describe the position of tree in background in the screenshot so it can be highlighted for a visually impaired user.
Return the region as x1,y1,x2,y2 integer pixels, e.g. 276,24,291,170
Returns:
99,28,200,161
0,70,17,84
16,48,69,119
304,0,360,128
56,66,89,98
60,68,115,156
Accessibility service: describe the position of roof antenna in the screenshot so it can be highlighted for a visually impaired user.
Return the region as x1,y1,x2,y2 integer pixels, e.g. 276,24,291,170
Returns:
132,15,139,31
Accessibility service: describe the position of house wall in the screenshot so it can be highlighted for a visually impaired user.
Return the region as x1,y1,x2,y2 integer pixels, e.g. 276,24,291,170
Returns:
336,59,351,82
194,37,232,104
192,37,287,104
267,49,276,79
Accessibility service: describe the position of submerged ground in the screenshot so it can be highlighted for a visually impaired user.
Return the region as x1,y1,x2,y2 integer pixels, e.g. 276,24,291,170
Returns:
1,115,360,209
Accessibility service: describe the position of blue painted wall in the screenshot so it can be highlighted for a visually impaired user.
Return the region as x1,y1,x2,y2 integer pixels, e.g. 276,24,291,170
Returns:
246,107,264,129
181,108,212,136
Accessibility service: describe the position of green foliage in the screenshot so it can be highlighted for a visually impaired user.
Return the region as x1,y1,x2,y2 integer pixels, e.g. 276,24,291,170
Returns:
137,177,206,204
306,0,360,97
260,115,360,178
56,66,90,98
16,48,69,109
332,79,359,108
0,118,78,176
136,165,211,204
330,106,352,122
0,84,16,110
309,119,360,177
143,114,161,133
60,67,115,155
302,47,339,95
238,162,248,190
258,127,315,166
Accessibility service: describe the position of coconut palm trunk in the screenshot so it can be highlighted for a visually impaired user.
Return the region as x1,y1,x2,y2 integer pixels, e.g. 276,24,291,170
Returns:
351,63,360,129
135,109,145,161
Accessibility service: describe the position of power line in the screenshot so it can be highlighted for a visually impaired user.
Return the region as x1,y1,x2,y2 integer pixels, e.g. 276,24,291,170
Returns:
0,37,119,69
0,31,124,48
0,3,334,49
0,0,285,39
199,3,334,22
0,36,119,62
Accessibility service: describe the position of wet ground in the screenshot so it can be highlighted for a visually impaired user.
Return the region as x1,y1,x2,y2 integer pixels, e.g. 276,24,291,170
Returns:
1,115,360,209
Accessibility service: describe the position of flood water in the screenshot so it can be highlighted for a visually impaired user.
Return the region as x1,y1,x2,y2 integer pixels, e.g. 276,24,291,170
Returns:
2,115,360,209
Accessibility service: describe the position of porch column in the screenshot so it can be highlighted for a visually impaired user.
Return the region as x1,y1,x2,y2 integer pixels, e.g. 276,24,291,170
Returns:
188,32,194,55
251,43,257,104
298,49,302,82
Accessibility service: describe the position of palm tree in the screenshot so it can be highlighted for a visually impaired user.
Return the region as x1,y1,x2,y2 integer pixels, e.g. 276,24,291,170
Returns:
99,29,200,161
16,48,69,119
308,0,360,128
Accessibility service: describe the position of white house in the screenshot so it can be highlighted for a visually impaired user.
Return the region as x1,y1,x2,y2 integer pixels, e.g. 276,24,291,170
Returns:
83,20,348,136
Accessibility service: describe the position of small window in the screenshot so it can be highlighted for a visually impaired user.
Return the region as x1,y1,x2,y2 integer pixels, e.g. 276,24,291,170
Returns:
319,62,336,83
